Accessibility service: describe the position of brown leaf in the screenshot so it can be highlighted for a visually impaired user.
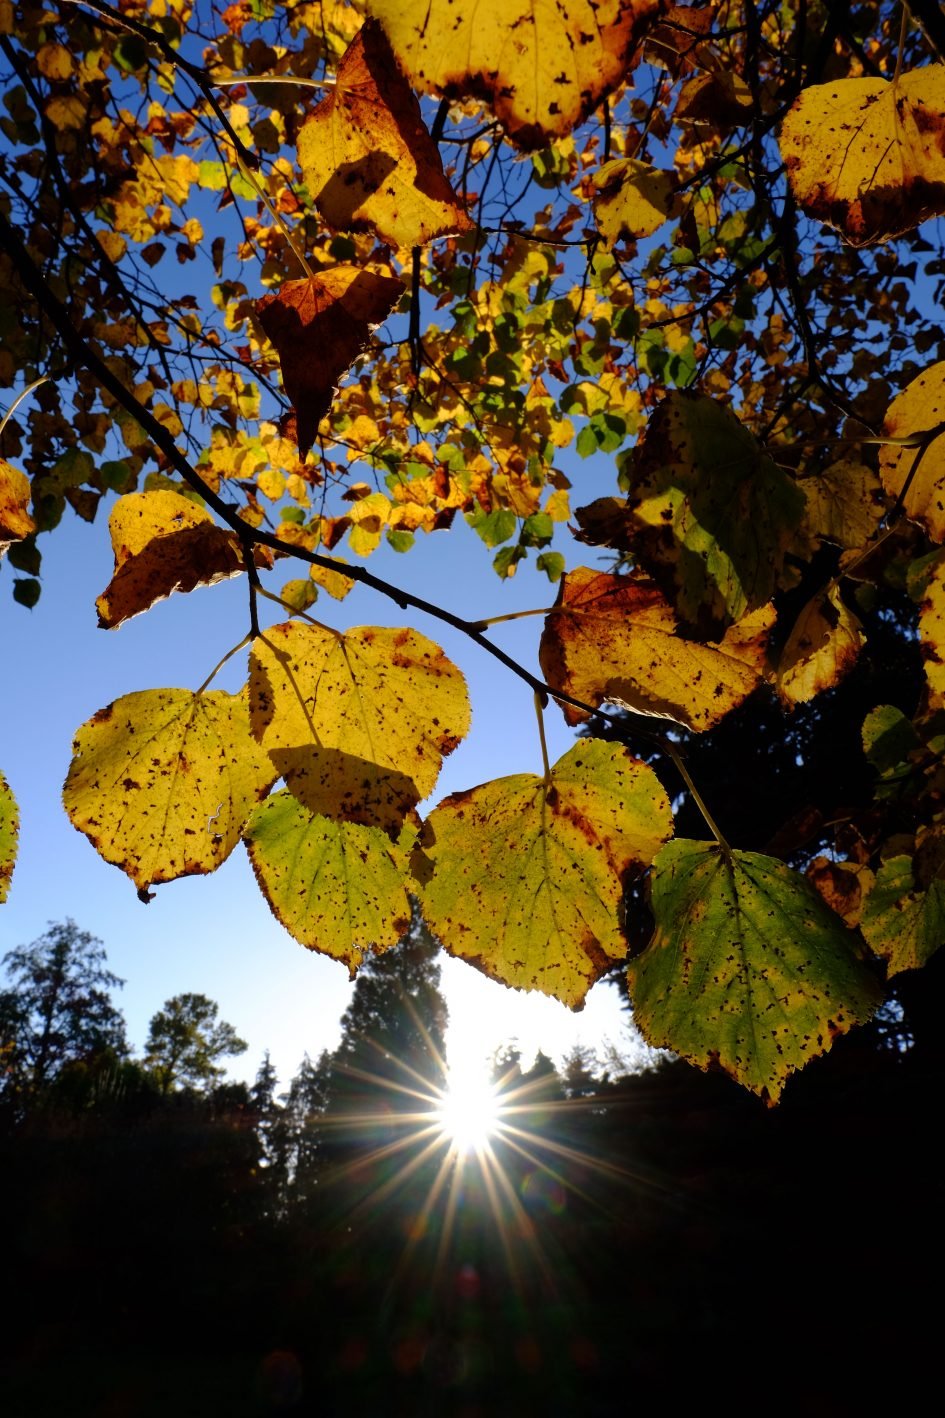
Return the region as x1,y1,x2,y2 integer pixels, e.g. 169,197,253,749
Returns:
256,266,404,457
298,20,472,249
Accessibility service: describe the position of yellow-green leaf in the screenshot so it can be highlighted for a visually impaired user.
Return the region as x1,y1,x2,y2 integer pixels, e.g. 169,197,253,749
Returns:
0,458,35,555
592,158,678,246
625,390,804,630
63,689,276,891
797,458,886,550
779,66,945,246
0,770,18,903
860,848,945,976
539,567,774,731
244,788,412,974
777,585,864,707
366,0,661,150
918,553,945,703
298,19,472,249
415,740,672,1008
249,621,470,831
629,841,882,1104
879,362,945,541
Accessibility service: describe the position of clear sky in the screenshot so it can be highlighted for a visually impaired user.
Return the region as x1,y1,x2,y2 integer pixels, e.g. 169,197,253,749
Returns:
0,461,648,1091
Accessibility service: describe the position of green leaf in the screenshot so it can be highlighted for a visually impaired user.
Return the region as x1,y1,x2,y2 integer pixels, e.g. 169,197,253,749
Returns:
468,507,517,547
7,536,41,576
13,577,40,609
0,770,18,903
629,841,882,1103
64,689,276,891
536,550,565,582
861,853,945,976
244,789,411,973
415,740,672,1009
862,704,920,795
625,390,805,630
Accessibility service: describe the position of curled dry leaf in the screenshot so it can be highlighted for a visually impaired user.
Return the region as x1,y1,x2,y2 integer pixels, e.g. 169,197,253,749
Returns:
95,490,271,629
879,361,945,540
630,841,882,1103
256,266,404,457
539,566,774,732
298,19,472,249
63,689,277,891
366,0,663,150
249,621,470,833
244,789,412,974
776,585,864,708
624,390,804,631
0,770,18,903
806,856,874,929
0,458,35,556
779,66,945,246
415,740,672,1009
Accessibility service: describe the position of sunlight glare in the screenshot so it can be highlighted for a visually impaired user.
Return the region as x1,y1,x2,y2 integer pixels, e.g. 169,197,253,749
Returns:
435,1067,503,1155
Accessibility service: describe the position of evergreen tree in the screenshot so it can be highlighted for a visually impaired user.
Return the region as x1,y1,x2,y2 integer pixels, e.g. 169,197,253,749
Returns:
0,920,127,1113
143,993,247,1094
278,1050,333,1215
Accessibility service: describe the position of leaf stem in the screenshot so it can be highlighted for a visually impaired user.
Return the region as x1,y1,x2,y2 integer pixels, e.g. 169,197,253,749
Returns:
894,3,910,86
534,691,552,786
256,583,344,639
233,150,316,281
470,606,556,629
0,376,49,441
213,75,336,90
195,634,251,695
661,739,732,856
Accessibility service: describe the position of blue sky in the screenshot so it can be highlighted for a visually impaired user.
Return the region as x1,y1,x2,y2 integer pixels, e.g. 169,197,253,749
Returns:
0,468,646,1090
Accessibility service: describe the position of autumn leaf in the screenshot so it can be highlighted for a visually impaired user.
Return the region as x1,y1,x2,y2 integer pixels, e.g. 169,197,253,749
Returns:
539,567,774,731
797,459,886,550
0,770,17,903
256,267,404,457
63,689,276,891
244,789,412,973
0,458,35,555
592,158,678,246
629,841,882,1103
298,20,472,249
879,362,945,540
249,621,470,832
366,0,662,150
624,390,804,631
415,740,672,1008
860,846,945,976
776,585,864,707
96,490,270,629
918,553,945,702
779,66,945,246
807,857,873,929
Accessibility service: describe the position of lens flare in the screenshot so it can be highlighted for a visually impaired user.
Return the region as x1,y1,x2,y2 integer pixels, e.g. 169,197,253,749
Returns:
434,1067,504,1155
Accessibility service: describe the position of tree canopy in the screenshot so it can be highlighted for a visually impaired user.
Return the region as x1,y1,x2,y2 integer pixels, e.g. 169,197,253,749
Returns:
2,0,945,1103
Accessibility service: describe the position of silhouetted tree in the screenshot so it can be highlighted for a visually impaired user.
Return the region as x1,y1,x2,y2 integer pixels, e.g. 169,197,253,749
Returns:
143,992,247,1094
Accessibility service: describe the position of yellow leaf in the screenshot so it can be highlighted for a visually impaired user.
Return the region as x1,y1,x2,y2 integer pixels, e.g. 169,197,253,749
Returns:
539,567,774,732
244,789,412,973
64,689,276,891
798,459,886,549
777,586,864,707
0,770,18,904
309,559,355,600
298,19,472,249
918,554,945,704
36,43,74,80
96,490,268,629
46,96,85,130
779,66,945,246
592,158,678,246
249,621,470,831
366,0,661,149
879,361,945,540
0,459,35,554
415,740,672,1008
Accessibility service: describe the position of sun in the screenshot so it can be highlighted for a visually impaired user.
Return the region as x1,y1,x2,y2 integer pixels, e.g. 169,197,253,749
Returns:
433,1064,504,1156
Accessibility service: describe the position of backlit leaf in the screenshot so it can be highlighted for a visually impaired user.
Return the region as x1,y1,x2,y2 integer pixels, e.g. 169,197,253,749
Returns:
0,770,17,903
366,0,662,150
798,459,886,549
0,458,35,555
779,66,945,246
624,390,804,630
777,585,864,707
244,789,412,974
416,740,672,1008
298,20,472,249
860,850,945,976
64,689,276,891
592,158,678,246
539,567,774,731
249,621,470,831
96,490,268,629
630,841,882,1103
879,362,945,540
256,267,404,457
918,554,945,703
